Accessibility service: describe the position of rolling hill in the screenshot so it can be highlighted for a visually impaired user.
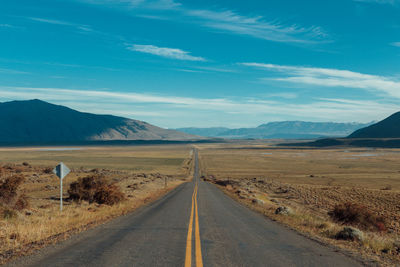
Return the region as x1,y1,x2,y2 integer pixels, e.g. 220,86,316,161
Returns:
0,99,198,143
177,121,372,139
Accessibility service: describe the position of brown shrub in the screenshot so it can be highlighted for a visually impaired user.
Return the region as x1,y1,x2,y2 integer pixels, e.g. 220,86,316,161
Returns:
14,194,29,211
0,175,29,215
2,208,17,219
0,166,9,176
381,185,392,191
329,202,387,232
42,167,53,174
68,175,125,205
14,167,23,173
0,175,25,205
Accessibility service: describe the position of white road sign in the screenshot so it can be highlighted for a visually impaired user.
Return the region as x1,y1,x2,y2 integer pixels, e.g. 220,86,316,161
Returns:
53,162,70,212
53,162,70,180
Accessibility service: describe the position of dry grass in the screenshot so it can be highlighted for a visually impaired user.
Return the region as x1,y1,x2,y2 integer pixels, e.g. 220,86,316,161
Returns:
0,145,194,265
199,144,400,190
199,142,400,265
0,145,191,175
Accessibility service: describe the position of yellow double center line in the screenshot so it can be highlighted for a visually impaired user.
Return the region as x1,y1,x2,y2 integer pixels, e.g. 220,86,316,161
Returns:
185,182,203,267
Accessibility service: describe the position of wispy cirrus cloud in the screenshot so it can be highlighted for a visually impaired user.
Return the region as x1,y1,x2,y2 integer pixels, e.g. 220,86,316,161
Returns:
241,62,400,99
0,68,30,75
127,44,206,61
80,0,179,9
391,42,400,47
0,24,24,30
354,0,399,4
77,0,329,44
185,9,328,44
0,24,17,28
26,17,93,32
266,92,298,99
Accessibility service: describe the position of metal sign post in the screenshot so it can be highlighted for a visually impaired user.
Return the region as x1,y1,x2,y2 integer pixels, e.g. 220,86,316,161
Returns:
53,162,70,211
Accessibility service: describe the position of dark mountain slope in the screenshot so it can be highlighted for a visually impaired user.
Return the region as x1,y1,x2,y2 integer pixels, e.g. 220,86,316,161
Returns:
348,112,400,138
0,99,197,143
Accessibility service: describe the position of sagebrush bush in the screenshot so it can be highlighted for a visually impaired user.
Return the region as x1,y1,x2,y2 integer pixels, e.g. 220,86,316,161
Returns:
0,175,25,204
42,167,53,174
0,175,29,218
329,202,386,232
68,175,125,205
2,208,17,219
14,194,29,211
0,175,27,206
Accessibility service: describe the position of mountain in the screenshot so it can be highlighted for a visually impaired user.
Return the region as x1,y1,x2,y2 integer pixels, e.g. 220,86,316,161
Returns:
348,112,400,138
177,121,372,139
175,127,230,137
278,111,400,148
0,99,198,143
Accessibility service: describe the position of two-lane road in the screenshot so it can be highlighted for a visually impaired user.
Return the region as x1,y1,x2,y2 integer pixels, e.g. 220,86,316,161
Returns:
8,150,363,267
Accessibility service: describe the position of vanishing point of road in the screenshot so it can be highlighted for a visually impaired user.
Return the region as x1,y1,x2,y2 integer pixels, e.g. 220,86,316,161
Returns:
7,149,363,267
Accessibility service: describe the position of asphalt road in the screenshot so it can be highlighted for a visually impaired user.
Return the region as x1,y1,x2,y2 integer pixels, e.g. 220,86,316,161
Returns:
7,150,364,267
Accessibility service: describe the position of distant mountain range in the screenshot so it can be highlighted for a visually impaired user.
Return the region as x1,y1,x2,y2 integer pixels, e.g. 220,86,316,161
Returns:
280,111,400,148
177,121,373,139
0,99,198,143
175,127,230,137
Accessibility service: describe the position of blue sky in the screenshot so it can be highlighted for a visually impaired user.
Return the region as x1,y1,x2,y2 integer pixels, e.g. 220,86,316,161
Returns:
0,0,399,128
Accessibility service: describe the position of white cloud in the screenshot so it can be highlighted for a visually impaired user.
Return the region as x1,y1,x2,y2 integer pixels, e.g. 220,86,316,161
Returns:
0,24,24,30
391,42,400,47
0,24,16,28
77,0,329,44
128,44,206,61
176,66,237,73
175,68,205,73
354,0,399,4
0,86,226,106
241,62,400,99
80,0,179,9
28,17,74,25
266,92,298,99
0,68,30,75
186,9,328,44
194,66,237,73
27,17,93,32
146,0,180,9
